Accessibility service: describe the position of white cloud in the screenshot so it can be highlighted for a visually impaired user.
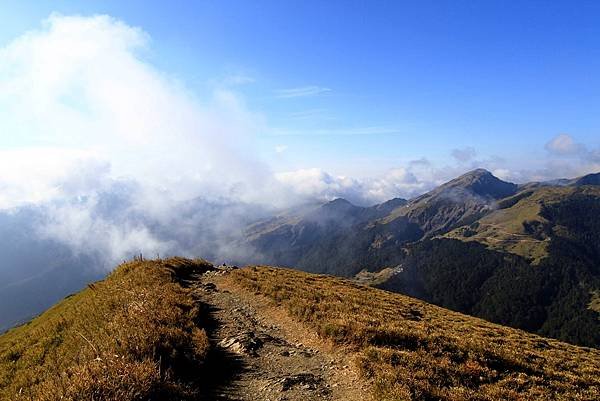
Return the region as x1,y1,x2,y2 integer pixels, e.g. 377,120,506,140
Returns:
0,14,277,265
545,134,583,155
0,14,269,207
537,133,600,179
490,168,512,181
275,166,437,205
0,148,110,208
275,169,357,200
38,196,176,263
274,85,331,98
477,133,600,184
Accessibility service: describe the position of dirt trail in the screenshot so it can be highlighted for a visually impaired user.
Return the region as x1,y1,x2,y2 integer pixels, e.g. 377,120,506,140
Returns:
186,267,371,401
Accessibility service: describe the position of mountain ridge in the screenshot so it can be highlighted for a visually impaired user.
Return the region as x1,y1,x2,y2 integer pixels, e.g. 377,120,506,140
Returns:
2,258,599,400
3,168,600,347
244,168,600,348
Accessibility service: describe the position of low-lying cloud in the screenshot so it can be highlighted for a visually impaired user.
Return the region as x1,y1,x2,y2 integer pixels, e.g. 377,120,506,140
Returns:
275,165,436,206
0,14,278,268
1,14,599,273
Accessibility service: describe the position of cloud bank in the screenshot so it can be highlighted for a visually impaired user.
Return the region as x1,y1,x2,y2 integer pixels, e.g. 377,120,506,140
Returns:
0,14,279,265
0,14,270,208
0,14,599,270
275,164,437,205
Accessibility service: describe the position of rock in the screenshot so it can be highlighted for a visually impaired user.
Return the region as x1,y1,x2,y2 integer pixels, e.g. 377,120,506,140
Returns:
279,373,322,391
218,331,263,356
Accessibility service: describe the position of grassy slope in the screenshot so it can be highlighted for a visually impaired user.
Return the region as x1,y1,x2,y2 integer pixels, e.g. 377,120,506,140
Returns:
0,257,212,401
445,186,600,263
228,266,600,401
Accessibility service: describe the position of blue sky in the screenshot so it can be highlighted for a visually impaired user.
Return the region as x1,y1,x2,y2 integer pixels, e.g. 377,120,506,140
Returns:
0,1,599,205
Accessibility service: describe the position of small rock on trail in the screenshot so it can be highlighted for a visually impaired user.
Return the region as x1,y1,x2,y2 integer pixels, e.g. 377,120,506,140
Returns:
218,332,263,356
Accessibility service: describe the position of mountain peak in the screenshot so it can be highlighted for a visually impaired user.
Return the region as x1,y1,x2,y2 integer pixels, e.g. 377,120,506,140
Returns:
456,168,494,182
309,198,362,221
325,198,353,207
443,168,517,199
374,197,408,210
319,198,357,212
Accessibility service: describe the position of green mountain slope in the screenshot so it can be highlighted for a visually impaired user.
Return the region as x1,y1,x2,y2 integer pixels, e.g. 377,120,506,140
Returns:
445,185,600,262
381,186,600,347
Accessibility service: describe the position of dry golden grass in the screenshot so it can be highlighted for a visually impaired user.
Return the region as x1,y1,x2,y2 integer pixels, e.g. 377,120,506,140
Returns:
230,266,600,401
0,257,213,401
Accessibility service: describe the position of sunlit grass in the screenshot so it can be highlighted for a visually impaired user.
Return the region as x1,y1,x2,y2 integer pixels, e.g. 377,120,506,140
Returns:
0,257,212,401
229,266,600,400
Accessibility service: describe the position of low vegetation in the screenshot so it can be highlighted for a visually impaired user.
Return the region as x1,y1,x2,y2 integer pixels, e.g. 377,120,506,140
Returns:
0,257,213,401
229,266,600,400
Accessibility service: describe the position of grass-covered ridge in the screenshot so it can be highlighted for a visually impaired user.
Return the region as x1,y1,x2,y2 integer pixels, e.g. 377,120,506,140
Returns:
445,186,600,263
228,266,600,401
0,257,213,401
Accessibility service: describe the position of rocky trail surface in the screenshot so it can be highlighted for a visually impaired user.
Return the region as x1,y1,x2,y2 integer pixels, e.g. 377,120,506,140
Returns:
183,267,371,401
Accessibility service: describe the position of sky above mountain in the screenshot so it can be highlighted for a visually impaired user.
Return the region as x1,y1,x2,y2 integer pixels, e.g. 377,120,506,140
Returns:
1,1,600,209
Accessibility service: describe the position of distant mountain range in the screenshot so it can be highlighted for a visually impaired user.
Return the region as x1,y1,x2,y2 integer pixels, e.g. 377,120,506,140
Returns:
245,169,600,347
2,168,599,348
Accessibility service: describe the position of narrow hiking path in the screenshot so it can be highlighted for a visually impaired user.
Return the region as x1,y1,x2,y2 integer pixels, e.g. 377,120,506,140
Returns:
186,267,371,401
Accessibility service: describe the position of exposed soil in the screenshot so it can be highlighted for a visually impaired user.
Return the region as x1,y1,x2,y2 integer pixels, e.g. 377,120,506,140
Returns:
185,267,371,401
